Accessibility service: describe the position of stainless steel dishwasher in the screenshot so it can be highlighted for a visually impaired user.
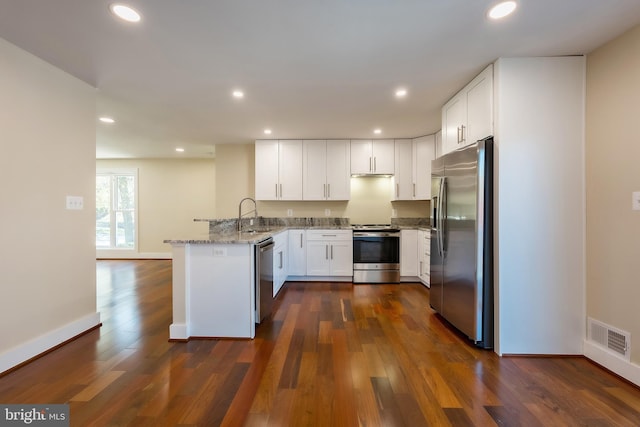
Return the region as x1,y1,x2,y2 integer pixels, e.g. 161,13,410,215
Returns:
255,238,274,324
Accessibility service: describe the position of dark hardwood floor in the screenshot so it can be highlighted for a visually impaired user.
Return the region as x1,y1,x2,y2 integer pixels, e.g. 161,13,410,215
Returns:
1,260,639,426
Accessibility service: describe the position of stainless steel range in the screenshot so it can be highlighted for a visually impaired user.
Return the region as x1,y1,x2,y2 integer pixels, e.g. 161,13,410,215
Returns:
352,224,400,283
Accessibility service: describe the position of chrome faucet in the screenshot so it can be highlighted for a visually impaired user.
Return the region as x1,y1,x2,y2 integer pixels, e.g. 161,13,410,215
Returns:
238,197,258,232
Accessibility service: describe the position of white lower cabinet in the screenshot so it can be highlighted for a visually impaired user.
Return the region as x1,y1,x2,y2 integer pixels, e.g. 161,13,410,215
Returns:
273,231,288,297
287,229,306,276
418,229,430,286
305,230,353,276
400,230,419,278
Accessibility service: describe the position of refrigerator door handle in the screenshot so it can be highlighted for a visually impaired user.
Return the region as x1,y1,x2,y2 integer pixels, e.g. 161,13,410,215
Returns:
438,177,446,256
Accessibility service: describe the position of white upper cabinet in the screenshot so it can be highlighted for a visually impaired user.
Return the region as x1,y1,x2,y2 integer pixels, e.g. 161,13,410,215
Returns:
303,140,350,200
350,139,394,175
413,135,435,200
392,139,413,200
255,140,303,200
392,136,435,200
441,64,493,156
434,129,442,159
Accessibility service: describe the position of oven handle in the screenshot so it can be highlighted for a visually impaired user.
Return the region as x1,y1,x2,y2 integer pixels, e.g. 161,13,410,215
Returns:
353,232,400,237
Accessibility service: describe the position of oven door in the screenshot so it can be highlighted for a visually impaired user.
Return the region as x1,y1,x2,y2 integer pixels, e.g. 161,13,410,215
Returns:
353,234,400,265
353,233,400,283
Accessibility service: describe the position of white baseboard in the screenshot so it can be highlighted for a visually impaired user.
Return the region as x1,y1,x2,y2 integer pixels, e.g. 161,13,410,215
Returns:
0,312,101,374
96,250,171,259
170,323,188,340
584,339,640,387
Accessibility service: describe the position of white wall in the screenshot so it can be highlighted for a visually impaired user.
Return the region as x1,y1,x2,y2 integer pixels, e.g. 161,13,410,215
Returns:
494,57,586,355
96,159,215,256
585,25,640,370
0,38,99,373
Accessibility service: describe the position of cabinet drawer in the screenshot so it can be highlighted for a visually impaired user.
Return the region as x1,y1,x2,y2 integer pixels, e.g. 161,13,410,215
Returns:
306,230,352,241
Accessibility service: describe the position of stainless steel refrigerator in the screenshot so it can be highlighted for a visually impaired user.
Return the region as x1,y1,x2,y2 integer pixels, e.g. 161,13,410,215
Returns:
430,137,493,349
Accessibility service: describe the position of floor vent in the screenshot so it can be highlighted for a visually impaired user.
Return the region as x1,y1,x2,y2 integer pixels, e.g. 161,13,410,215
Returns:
588,317,630,361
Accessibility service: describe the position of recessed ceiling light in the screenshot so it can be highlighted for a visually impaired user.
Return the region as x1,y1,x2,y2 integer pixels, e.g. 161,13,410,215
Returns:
373,129,382,135
99,117,115,124
175,148,185,153
232,90,244,99
109,4,141,23
264,129,272,135
395,88,407,98
487,1,517,20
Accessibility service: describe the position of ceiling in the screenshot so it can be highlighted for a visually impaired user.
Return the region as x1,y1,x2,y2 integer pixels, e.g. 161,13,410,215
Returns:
1,1,640,159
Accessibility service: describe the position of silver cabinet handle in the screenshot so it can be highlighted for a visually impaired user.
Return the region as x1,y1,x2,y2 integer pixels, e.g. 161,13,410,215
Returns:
300,233,303,248
396,183,399,198
461,124,466,143
457,126,461,144
369,157,372,172
323,183,326,198
279,251,283,269
330,245,334,260
322,234,337,237
275,183,278,198
374,157,377,172
325,244,328,260
413,183,416,198
327,183,330,198
279,183,282,198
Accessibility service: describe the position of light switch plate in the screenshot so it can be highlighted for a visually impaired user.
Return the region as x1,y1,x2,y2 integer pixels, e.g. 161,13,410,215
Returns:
287,209,293,217
632,191,640,211
66,196,83,210
324,208,331,216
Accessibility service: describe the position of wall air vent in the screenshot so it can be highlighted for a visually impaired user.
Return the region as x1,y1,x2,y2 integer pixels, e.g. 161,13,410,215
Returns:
588,317,631,361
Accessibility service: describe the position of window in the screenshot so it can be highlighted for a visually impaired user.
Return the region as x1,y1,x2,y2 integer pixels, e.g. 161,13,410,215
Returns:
96,169,138,250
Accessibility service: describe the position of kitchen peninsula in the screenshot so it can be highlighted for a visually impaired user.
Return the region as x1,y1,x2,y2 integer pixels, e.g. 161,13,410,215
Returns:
164,217,353,341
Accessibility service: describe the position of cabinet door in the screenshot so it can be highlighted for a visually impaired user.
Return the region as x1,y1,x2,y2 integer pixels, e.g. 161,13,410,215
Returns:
288,230,306,276
255,140,280,200
278,140,303,200
329,241,353,276
400,230,418,277
434,130,442,159
465,65,493,145
413,135,435,200
303,140,327,200
350,140,373,174
372,140,395,174
306,240,330,276
274,244,287,296
325,140,351,200
392,139,413,200
418,230,430,286
442,93,466,156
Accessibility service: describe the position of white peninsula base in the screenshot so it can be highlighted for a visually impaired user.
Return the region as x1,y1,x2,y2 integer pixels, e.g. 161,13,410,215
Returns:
168,243,256,340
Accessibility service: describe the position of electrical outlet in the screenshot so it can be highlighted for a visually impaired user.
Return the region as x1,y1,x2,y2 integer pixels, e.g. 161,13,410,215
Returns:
213,247,227,257
287,209,293,217
249,219,254,226
632,191,640,211
66,196,83,210
325,208,331,216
